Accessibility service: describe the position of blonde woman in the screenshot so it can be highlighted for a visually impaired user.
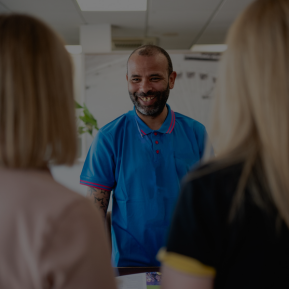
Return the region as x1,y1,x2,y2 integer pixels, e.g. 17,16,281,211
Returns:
0,14,116,289
159,0,289,288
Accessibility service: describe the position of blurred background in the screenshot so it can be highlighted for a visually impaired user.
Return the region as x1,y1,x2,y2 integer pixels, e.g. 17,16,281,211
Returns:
0,0,253,49
0,0,254,203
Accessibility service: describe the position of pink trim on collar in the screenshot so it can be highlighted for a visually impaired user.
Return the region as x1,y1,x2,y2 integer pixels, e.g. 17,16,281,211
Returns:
141,129,147,135
166,110,175,134
168,111,176,134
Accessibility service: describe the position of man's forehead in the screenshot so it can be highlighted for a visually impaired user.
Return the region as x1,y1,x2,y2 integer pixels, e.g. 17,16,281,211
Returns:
127,53,168,75
128,52,167,65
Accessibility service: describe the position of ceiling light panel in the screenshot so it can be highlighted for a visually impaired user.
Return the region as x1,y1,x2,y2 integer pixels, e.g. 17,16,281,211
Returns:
76,0,147,11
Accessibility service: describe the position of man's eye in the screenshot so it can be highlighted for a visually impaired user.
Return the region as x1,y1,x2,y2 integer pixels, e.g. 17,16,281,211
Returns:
151,78,160,81
132,78,140,82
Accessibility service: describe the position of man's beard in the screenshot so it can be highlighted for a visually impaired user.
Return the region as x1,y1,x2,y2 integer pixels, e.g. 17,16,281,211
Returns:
129,85,170,117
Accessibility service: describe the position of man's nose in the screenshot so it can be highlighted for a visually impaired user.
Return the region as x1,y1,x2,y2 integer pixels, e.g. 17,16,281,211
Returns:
139,79,152,94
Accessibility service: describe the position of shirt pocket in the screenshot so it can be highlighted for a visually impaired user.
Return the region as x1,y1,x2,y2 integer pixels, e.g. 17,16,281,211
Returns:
174,151,199,180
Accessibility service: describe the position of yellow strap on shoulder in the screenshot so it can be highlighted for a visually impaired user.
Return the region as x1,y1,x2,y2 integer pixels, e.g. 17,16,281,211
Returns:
157,248,216,277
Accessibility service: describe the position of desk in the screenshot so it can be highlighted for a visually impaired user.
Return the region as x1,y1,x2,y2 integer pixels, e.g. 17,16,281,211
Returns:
116,267,160,276
116,267,161,289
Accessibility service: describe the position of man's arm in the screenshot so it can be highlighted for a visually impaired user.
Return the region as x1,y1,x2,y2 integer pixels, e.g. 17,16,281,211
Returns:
86,187,111,220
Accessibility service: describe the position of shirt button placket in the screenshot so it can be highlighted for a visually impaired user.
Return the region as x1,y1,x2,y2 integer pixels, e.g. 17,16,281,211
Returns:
153,132,160,155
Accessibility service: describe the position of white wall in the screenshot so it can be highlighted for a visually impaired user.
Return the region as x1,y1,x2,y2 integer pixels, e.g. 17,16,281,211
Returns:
51,162,87,195
80,24,112,53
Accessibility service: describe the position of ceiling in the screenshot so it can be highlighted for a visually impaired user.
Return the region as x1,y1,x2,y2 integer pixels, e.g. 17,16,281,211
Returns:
0,0,254,50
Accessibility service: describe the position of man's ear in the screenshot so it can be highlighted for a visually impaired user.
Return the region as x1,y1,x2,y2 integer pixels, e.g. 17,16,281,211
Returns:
169,71,177,89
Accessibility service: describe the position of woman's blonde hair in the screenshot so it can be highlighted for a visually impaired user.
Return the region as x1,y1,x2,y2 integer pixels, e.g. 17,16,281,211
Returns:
0,14,77,168
208,0,289,225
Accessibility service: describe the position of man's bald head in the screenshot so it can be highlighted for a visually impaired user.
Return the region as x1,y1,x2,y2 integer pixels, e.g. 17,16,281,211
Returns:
127,45,173,77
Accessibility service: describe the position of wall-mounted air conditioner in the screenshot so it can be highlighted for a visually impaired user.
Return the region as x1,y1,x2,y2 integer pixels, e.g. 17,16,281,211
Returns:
111,38,158,51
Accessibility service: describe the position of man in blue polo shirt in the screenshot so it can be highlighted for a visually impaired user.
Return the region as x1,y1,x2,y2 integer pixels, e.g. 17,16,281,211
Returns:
80,45,207,267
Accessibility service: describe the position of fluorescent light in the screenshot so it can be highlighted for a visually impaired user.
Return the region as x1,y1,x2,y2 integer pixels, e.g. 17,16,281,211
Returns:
65,45,83,54
76,0,147,11
190,44,227,53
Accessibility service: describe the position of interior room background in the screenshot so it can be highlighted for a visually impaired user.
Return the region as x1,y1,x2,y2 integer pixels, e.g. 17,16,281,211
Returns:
0,0,254,211
51,51,219,211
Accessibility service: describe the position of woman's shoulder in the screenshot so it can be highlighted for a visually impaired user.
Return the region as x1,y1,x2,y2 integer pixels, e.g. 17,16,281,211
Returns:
180,160,244,208
0,168,94,221
185,159,243,186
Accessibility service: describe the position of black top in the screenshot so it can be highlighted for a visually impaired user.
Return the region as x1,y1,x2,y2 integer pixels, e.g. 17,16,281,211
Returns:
165,161,289,289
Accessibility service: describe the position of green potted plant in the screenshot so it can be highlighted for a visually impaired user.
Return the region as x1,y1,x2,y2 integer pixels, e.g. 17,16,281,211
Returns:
75,101,99,136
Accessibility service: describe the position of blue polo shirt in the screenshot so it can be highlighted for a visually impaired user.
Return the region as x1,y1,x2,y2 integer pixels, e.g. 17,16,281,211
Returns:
80,104,207,267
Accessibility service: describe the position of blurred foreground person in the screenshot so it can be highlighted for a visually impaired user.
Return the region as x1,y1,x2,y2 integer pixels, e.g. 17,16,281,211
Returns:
160,0,289,288
0,14,116,289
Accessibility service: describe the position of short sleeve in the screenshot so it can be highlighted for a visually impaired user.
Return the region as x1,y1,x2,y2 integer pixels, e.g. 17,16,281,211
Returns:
159,177,218,276
40,199,117,289
193,121,207,158
80,130,115,191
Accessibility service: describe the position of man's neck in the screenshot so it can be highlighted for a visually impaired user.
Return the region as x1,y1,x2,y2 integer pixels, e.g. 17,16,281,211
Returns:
136,105,168,131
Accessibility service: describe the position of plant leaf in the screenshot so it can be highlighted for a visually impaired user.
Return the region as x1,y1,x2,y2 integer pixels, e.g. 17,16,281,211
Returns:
79,115,92,124
94,119,99,130
83,103,94,118
76,102,99,135
78,126,86,134
75,101,83,109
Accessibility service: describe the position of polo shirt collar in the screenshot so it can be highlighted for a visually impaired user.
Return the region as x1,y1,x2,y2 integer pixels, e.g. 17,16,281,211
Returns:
134,104,176,136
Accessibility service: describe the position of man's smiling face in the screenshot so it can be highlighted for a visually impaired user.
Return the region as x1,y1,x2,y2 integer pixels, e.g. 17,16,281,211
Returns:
126,53,175,117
